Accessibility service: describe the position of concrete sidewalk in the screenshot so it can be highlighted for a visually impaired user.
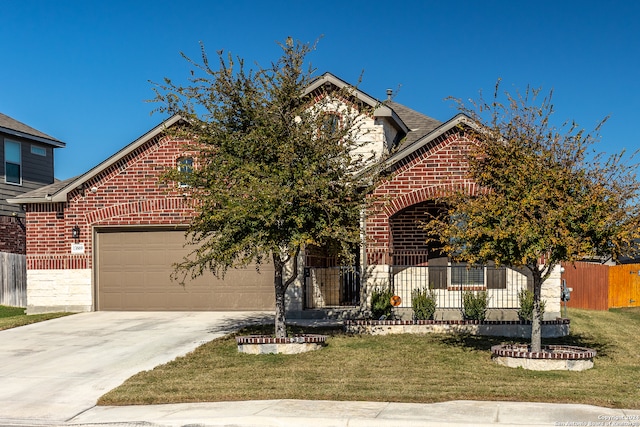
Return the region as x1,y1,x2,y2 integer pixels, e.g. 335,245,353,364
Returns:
63,399,640,427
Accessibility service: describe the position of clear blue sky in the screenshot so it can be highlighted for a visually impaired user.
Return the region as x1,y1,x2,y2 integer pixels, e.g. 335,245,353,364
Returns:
1,0,639,180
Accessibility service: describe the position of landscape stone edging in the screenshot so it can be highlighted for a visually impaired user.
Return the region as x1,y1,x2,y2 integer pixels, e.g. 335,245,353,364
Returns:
236,334,328,345
236,334,327,355
491,344,596,360
490,344,596,371
344,319,570,338
346,319,570,326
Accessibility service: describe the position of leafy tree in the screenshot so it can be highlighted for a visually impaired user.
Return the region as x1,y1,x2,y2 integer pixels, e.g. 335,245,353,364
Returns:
151,38,379,338
424,81,640,351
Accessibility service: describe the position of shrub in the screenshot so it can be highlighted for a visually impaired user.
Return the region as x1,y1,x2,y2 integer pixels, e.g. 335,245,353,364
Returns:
370,288,394,320
517,289,546,321
412,288,437,320
462,290,489,321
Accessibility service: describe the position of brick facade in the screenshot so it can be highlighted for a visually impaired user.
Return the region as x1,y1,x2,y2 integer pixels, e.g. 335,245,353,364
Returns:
365,129,477,264
0,215,26,255
24,134,195,270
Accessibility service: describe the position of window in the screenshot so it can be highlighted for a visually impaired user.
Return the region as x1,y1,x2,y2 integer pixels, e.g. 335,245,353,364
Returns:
31,145,47,156
320,113,340,137
178,157,193,187
5,140,21,184
450,263,485,290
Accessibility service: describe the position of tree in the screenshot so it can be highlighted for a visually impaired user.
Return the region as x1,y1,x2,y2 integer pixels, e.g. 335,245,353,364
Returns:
424,81,640,352
151,38,379,338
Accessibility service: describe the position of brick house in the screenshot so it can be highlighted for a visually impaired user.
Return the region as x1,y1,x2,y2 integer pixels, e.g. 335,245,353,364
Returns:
9,73,561,318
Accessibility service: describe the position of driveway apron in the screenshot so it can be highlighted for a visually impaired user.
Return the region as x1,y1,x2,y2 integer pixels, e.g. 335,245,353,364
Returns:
0,311,272,423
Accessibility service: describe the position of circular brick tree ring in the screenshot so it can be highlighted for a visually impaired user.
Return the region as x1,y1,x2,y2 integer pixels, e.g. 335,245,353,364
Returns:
491,344,596,371
236,334,328,355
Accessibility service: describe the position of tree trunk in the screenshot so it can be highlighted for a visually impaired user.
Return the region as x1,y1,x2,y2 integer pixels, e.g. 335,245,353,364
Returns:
531,275,543,352
273,255,287,339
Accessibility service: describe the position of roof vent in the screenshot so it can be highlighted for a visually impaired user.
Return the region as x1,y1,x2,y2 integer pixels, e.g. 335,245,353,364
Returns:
386,89,393,100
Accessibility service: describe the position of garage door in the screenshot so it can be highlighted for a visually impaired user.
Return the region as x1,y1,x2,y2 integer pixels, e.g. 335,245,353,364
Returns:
96,229,275,311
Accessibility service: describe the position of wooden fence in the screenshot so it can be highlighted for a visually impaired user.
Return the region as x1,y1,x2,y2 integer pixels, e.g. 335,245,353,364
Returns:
561,262,640,310
0,252,27,307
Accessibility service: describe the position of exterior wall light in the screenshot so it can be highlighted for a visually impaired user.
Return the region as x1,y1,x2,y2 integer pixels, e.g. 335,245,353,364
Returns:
72,225,80,239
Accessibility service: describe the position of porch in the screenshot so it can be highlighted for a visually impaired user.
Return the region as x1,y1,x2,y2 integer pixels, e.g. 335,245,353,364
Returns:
303,251,534,320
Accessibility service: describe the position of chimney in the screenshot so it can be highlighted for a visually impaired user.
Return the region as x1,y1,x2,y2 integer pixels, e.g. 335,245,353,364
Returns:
386,88,393,100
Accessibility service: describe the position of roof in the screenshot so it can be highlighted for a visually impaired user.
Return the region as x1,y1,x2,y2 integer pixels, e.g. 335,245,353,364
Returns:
384,113,477,168
305,73,443,151
8,115,183,204
387,101,442,150
8,75,467,205
304,72,410,135
0,112,65,147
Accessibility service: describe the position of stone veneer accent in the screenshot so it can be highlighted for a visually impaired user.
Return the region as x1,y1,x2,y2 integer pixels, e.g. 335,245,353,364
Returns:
345,319,570,338
26,269,92,314
236,334,327,354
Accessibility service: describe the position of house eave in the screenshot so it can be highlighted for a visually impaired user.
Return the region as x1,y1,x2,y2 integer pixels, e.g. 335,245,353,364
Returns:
384,113,477,167
0,126,66,147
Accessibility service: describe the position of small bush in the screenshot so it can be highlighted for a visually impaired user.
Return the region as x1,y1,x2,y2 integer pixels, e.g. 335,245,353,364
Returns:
462,291,489,321
412,288,437,320
517,289,546,321
371,288,394,320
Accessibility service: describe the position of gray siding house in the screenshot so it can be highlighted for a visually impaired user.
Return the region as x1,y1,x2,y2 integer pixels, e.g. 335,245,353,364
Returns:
1,112,65,254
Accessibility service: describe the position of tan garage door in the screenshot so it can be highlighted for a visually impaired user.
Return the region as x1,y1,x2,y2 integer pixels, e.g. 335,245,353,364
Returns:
96,229,275,311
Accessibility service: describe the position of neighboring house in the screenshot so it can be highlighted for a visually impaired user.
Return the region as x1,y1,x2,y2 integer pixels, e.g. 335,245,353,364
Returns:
9,73,561,318
1,112,65,254
0,113,65,307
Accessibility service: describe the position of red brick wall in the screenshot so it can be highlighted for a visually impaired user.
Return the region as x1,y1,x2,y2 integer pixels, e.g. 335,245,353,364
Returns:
0,215,26,254
25,135,196,270
366,129,478,264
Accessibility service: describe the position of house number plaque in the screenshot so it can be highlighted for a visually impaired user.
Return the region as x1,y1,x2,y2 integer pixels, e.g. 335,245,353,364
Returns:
71,243,85,254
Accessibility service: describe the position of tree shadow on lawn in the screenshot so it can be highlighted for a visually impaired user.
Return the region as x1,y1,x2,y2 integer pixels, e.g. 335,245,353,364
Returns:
438,332,610,357
203,312,274,336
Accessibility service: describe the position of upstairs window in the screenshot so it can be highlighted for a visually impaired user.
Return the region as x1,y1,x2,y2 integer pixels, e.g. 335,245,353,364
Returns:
31,145,47,156
320,113,340,137
5,140,21,185
178,157,193,187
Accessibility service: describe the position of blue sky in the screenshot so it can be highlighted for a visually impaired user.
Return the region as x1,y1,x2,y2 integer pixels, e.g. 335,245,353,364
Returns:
1,0,639,180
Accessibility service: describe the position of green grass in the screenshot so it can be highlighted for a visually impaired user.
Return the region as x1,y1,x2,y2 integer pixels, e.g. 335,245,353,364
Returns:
0,305,73,330
98,308,640,409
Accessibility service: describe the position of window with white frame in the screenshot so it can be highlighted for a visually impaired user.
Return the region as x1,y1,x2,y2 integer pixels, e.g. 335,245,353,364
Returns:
4,140,21,184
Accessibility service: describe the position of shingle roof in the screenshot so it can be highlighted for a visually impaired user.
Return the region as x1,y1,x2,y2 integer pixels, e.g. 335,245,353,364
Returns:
11,177,78,201
0,112,65,147
386,101,442,150
7,115,183,204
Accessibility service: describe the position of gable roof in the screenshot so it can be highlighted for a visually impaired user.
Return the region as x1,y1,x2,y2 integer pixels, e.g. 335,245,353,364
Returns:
384,113,477,168
0,112,65,147
304,72,410,135
8,115,182,204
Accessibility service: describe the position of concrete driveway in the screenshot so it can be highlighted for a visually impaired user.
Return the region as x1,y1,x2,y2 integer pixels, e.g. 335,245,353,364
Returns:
0,311,272,424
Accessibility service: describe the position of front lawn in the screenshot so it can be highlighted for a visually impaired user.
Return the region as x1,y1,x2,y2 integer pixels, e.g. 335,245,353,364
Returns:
98,308,640,409
0,305,73,330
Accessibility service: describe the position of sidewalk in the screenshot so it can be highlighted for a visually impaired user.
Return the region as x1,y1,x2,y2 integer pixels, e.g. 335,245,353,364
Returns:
62,399,640,427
